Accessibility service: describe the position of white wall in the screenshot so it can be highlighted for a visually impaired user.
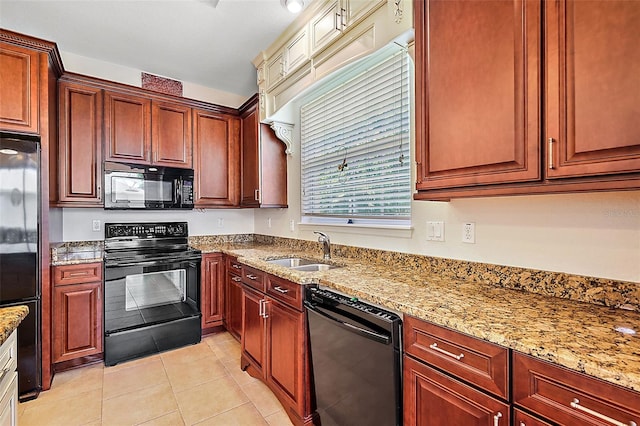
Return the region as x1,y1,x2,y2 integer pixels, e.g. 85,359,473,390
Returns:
61,51,248,108
254,99,640,283
60,208,254,241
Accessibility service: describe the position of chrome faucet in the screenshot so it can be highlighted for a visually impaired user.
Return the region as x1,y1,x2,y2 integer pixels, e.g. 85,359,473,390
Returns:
314,231,331,260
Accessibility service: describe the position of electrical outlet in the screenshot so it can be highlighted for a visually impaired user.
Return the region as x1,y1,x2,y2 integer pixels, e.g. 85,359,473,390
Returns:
289,219,295,232
462,222,475,244
267,218,272,228
217,218,224,228
92,220,101,232
426,221,445,241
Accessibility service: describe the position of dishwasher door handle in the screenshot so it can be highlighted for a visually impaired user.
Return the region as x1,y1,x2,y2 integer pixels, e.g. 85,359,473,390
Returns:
304,301,391,345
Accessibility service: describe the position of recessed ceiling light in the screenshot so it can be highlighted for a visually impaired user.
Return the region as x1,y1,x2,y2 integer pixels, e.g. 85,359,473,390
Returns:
285,0,304,13
0,149,18,155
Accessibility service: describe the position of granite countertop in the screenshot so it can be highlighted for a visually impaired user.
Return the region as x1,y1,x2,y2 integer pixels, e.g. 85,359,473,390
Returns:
51,242,103,266
192,241,640,393
0,306,29,346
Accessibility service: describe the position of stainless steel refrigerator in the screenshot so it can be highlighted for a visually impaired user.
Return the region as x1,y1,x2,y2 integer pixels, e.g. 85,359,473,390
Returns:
0,132,41,400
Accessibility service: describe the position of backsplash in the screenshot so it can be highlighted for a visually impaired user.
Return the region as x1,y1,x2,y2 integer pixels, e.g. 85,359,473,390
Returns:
252,235,639,312
53,235,639,312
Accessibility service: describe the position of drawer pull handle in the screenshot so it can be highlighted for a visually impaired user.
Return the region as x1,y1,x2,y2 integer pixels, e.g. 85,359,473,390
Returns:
232,276,242,282
247,274,258,280
68,271,89,277
429,343,464,360
570,398,636,426
232,264,242,269
493,412,502,426
273,286,289,294
0,368,9,383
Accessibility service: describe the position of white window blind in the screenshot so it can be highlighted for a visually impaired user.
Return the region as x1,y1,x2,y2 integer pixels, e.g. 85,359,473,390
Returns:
300,49,411,223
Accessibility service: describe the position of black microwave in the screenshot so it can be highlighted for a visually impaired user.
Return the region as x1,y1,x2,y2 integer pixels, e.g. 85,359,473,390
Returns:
104,162,194,209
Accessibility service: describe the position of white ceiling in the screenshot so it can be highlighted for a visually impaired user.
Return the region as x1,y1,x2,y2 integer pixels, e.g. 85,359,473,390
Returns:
0,0,303,98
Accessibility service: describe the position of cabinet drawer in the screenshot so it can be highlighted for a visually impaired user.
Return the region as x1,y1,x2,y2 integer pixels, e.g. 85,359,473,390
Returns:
266,275,302,310
404,355,509,426
513,409,552,426
227,257,243,275
513,352,640,426
53,262,102,286
0,331,17,382
242,265,266,292
404,315,509,399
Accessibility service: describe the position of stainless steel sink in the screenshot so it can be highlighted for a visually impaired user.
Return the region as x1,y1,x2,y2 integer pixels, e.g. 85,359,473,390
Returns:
266,257,339,272
291,264,336,272
266,257,319,267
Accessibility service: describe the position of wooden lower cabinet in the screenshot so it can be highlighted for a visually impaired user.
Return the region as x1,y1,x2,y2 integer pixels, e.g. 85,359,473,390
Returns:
265,296,304,410
513,352,640,425
201,253,224,330
224,257,243,341
241,277,312,425
513,409,552,426
403,355,509,426
241,286,265,372
52,263,103,364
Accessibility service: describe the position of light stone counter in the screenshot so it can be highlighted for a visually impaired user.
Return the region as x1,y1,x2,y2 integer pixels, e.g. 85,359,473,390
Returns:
191,240,640,393
0,305,29,346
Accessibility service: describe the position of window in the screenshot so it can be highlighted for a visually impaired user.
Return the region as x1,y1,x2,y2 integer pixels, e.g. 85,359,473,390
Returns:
300,47,412,226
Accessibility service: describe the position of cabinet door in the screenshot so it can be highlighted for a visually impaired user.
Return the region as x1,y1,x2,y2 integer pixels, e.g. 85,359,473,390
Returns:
104,91,152,164
514,409,552,426
344,0,386,27
310,0,342,54
545,0,640,178
414,0,541,190
266,51,286,91
201,254,224,328
0,43,39,134
265,298,304,412
259,123,288,208
151,101,192,168
57,81,103,205
52,281,103,363
193,109,240,207
241,285,264,372
404,356,509,426
241,103,260,207
0,373,18,426
225,274,243,341
284,28,309,76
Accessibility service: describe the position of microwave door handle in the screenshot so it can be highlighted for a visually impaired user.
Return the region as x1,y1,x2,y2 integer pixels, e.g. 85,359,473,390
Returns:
176,178,182,206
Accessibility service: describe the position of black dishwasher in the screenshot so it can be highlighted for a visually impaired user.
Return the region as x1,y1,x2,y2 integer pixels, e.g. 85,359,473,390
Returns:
304,286,402,426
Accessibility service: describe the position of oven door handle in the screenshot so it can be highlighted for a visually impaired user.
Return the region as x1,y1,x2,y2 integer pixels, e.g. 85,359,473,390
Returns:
105,257,200,268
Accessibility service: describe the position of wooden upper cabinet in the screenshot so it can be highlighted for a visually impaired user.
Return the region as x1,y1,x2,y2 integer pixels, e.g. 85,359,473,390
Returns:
0,43,39,134
240,95,287,208
56,80,103,205
193,109,240,207
415,0,541,190
241,100,261,207
545,0,640,179
310,0,342,54
104,91,152,164
152,101,192,168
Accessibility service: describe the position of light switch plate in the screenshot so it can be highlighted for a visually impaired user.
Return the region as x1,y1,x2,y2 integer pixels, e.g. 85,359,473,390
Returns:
426,221,444,241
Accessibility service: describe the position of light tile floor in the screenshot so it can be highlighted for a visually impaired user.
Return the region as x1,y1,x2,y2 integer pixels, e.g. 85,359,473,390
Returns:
18,332,295,426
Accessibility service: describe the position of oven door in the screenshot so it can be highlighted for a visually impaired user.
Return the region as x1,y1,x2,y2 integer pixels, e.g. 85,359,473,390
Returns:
104,257,200,336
